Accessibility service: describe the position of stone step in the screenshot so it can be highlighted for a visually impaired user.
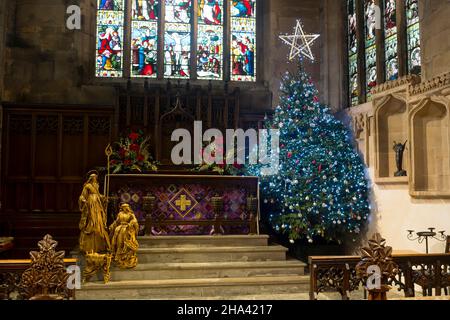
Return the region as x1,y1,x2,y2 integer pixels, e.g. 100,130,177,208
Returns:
138,235,269,248
160,293,312,300
106,260,306,281
137,245,288,263
77,276,310,300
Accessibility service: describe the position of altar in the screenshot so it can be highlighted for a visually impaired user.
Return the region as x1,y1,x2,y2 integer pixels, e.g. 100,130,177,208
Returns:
105,173,260,236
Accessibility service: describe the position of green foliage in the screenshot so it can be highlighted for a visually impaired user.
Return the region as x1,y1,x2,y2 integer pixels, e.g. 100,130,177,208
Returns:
247,63,371,244
110,130,158,174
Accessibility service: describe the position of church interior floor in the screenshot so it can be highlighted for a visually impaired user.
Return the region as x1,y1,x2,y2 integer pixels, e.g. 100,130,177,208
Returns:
76,235,310,300
75,235,432,300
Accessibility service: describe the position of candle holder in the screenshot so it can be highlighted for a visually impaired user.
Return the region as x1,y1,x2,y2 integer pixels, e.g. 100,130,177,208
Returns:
142,194,156,236
246,195,258,235
210,194,224,236
407,228,446,254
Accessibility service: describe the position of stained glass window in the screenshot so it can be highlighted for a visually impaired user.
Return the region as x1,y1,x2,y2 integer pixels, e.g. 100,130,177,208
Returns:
164,0,192,79
95,0,259,81
95,0,125,77
346,0,421,106
406,0,421,75
348,0,359,106
230,0,256,82
364,0,377,101
197,0,224,80
131,1,159,78
384,0,398,81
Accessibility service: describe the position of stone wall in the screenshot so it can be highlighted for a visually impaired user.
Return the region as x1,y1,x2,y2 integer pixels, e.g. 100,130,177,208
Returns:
0,0,347,112
319,0,345,112
1,1,448,111
420,0,450,80
340,74,450,254
267,0,321,106
2,0,115,105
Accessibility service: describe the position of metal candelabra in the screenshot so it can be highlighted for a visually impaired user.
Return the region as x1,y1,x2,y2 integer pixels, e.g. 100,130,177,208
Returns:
407,228,446,254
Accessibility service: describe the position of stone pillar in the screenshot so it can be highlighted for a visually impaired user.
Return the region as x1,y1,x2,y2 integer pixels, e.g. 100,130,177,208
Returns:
355,0,366,104
420,0,450,80
375,0,385,85
320,0,345,112
268,0,322,107
395,0,407,77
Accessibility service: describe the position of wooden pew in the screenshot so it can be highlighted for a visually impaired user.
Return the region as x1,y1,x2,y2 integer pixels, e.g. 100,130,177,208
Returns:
0,258,77,300
309,253,450,300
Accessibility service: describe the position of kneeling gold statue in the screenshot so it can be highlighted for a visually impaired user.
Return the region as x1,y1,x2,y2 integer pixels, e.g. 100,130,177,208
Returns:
109,203,139,269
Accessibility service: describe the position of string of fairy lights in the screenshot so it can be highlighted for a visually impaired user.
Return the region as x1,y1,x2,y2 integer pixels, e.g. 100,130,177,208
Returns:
247,20,370,244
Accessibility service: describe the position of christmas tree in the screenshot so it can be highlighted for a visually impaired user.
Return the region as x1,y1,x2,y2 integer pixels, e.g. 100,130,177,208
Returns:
250,63,371,244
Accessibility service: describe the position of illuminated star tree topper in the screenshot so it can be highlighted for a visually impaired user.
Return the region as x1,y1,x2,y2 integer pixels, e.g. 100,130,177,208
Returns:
279,19,320,61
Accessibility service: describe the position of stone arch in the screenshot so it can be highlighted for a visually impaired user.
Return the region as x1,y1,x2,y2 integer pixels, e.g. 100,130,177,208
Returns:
410,98,450,195
374,94,408,180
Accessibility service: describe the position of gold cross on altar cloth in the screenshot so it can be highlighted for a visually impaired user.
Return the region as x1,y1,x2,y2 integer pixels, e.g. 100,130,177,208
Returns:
175,195,192,211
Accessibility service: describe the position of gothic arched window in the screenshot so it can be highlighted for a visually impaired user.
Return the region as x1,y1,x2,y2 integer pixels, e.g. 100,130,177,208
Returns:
384,0,398,81
95,0,257,82
347,0,359,106
405,0,421,75
346,0,421,107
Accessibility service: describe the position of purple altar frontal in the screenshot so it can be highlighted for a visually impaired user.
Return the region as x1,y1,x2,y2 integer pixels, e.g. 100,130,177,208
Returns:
105,173,260,236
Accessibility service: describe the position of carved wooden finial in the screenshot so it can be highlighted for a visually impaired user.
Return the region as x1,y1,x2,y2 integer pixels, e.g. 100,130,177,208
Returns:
356,233,399,300
19,235,71,300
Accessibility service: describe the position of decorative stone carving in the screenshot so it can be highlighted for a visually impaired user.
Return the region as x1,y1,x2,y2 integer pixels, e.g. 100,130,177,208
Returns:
353,113,366,139
372,75,421,95
364,71,450,197
409,72,450,96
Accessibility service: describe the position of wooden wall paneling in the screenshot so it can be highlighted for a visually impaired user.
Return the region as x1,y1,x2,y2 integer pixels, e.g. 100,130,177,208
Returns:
207,88,213,128
87,115,113,170
30,114,37,212
154,89,161,160
234,89,240,129
143,86,149,129
195,89,202,120
224,92,229,129
82,115,89,174
1,104,116,215
56,114,63,211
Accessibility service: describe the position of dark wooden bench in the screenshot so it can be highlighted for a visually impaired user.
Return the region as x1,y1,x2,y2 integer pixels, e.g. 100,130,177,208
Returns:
309,253,450,300
0,258,77,300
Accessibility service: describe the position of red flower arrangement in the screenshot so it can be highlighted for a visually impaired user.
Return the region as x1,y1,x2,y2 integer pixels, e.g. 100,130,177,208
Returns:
110,130,158,173
193,137,245,176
